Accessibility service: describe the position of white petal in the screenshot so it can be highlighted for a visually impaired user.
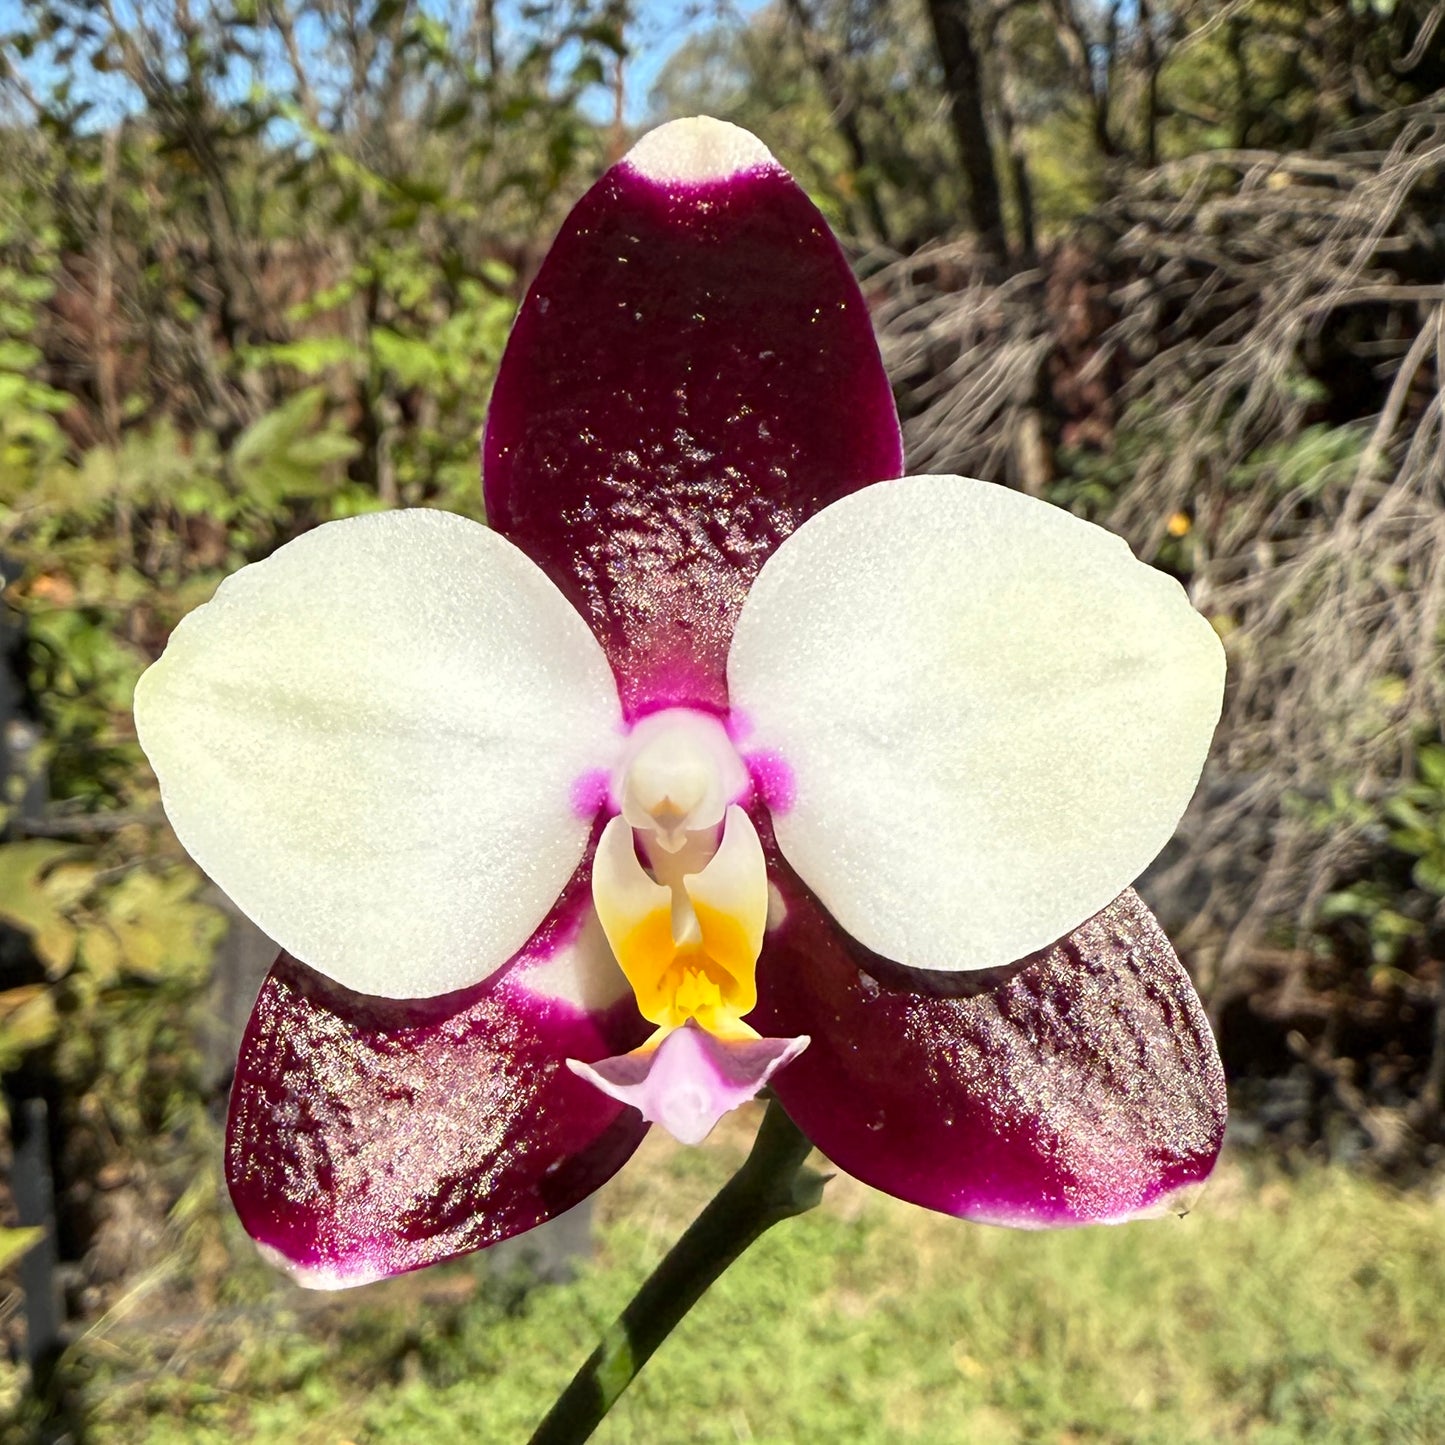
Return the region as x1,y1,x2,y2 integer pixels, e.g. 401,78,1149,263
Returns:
135,509,622,998
727,475,1225,972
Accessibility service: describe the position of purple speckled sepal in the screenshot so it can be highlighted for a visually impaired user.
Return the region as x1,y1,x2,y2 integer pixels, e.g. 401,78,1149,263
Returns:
226,900,651,1287
752,878,1226,1227
568,1021,809,1146
483,158,903,717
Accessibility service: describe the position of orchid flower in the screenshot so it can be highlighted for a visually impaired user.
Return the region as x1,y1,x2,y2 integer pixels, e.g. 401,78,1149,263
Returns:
133,118,1227,1289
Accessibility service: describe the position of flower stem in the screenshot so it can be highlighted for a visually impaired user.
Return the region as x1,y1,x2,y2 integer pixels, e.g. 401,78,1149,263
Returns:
527,1099,827,1445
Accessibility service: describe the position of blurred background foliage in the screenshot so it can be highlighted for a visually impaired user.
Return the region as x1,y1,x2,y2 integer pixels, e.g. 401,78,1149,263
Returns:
0,0,1443,1438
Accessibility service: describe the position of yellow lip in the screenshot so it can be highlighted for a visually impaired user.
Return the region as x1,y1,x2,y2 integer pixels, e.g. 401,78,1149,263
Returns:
592,805,768,1041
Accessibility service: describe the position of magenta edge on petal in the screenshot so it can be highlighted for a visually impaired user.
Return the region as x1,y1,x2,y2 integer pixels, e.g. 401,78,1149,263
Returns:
745,750,796,814
625,690,732,726
569,768,611,820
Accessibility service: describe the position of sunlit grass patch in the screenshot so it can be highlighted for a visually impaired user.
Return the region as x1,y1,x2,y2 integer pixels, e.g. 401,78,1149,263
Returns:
24,1122,1445,1444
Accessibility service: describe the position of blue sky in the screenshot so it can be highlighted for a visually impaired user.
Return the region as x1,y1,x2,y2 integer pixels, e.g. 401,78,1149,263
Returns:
0,0,768,129
617,0,766,122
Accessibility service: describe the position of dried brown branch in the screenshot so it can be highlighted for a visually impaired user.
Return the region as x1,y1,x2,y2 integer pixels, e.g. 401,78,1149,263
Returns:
875,96,1445,1014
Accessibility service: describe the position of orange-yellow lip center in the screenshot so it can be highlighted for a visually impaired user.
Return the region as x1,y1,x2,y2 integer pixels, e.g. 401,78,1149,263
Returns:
593,711,767,1045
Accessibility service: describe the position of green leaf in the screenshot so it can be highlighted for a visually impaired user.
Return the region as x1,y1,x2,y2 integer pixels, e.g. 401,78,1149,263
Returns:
390,175,445,205
0,1227,44,1271
0,985,59,1068
1412,857,1445,897
332,187,362,225
78,923,124,985
230,387,359,503
578,20,627,55
247,337,359,376
103,868,225,983
372,328,443,386
570,54,606,88
0,841,83,977
1418,746,1445,790
434,97,470,130
0,338,43,372
383,201,421,231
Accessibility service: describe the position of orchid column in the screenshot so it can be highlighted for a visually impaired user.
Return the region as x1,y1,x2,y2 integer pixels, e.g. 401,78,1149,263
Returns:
134,112,1225,1324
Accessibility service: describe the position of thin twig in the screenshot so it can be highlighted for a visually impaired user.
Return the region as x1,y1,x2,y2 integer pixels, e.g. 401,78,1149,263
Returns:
18,811,161,837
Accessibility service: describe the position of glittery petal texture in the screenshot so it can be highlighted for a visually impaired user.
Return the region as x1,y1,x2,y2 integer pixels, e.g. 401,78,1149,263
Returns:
225,885,651,1287
483,136,903,716
752,872,1226,1226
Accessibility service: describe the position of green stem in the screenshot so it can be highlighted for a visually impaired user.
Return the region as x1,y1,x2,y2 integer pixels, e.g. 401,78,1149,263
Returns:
527,1099,827,1445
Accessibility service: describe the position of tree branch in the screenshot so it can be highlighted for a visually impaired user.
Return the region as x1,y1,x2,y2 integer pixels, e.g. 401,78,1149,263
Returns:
924,0,1006,262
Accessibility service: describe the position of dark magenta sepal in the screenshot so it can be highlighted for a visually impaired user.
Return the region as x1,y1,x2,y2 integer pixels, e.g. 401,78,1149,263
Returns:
484,158,903,717
751,878,1226,1226
226,901,651,1286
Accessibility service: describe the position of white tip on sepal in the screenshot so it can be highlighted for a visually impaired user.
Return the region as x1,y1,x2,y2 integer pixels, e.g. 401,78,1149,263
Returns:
623,117,777,185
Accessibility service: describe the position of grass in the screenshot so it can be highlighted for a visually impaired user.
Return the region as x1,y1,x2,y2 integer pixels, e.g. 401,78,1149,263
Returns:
12,1111,1445,1443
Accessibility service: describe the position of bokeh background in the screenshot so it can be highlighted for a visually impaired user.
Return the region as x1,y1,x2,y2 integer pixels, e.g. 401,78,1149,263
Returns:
2,1,1444,1440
